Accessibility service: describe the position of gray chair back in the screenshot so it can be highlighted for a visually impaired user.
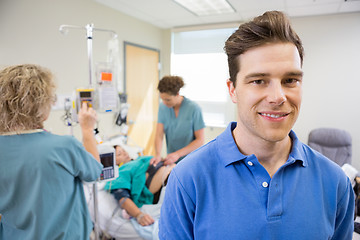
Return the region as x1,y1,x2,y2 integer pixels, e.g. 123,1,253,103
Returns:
308,128,352,166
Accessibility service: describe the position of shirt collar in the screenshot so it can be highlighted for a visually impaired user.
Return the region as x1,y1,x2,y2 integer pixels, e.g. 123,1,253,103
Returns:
216,122,307,167
288,130,308,167
215,122,248,167
0,129,44,136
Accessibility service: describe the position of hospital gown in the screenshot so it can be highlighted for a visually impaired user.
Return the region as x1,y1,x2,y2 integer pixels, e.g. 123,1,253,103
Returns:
104,156,154,208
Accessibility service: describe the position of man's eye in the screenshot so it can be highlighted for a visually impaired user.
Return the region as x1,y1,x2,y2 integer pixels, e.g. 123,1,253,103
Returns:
252,80,264,84
284,78,300,85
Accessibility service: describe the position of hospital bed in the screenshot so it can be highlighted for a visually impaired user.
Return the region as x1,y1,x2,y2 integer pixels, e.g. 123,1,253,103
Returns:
84,182,164,240
83,138,163,240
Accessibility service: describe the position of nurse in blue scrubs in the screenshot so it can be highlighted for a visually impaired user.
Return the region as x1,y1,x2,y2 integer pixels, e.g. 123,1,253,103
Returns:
150,76,205,166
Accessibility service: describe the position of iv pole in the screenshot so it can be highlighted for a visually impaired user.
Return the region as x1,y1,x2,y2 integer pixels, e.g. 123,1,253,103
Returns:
59,23,118,86
59,23,118,240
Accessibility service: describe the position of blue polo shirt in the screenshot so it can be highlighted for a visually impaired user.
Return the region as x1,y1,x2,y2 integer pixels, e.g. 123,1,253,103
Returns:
158,97,205,158
159,122,354,240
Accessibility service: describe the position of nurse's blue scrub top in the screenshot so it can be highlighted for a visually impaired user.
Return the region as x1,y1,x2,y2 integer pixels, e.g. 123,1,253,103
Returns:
158,97,205,160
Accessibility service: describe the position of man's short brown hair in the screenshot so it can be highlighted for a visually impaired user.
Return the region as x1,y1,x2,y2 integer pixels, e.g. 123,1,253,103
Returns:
224,11,304,86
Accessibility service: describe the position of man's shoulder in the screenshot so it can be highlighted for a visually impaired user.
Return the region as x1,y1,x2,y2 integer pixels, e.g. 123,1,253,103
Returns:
174,139,218,175
302,143,338,165
301,143,348,182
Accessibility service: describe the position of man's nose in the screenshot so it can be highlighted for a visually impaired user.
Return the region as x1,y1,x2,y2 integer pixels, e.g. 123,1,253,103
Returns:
267,82,286,105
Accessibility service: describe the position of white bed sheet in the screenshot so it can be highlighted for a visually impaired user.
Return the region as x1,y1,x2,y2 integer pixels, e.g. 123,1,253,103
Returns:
83,182,163,240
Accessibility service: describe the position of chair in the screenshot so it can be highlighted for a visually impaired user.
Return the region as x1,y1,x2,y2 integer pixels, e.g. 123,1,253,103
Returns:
308,128,352,166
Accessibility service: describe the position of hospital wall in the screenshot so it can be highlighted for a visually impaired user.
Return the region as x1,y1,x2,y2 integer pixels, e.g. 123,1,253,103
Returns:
1,0,360,170
0,0,172,142
288,13,360,170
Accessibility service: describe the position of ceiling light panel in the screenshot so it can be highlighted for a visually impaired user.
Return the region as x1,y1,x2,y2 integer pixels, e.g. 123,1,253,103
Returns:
173,0,235,16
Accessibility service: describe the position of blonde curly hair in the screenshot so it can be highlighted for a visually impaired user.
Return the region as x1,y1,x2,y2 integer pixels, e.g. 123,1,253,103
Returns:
0,64,56,132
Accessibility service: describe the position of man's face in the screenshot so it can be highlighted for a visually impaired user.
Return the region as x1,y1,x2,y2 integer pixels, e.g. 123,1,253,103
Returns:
227,42,303,144
160,92,178,108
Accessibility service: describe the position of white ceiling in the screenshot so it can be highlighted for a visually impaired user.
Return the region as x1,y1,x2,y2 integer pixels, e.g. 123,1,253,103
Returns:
94,0,360,29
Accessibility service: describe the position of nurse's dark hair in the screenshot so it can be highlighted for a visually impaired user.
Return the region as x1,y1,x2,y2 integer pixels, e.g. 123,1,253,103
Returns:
157,75,184,96
224,11,304,87
0,64,56,132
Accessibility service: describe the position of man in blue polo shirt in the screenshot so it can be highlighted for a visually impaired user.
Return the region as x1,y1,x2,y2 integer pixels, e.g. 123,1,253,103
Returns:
159,11,354,239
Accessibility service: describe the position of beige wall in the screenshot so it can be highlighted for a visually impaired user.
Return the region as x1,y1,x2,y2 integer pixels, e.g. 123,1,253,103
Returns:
1,0,360,170
291,13,360,169
0,0,171,141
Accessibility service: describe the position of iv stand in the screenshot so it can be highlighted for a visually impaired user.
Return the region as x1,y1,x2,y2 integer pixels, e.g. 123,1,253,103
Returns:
59,23,118,240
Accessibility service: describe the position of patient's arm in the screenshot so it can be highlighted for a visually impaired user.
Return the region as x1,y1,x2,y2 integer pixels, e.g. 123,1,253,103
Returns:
120,197,154,226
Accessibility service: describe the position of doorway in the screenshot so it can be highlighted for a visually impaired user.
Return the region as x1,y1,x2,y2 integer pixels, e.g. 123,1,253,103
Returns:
124,42,160,156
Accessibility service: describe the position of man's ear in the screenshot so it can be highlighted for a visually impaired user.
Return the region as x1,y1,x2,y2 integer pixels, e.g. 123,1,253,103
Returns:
227,79,237,103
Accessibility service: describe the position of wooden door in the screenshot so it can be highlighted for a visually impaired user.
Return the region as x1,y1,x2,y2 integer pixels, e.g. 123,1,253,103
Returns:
124,42,159,156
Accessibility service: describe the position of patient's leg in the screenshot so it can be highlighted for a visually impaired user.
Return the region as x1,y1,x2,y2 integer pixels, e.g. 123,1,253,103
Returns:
148,164,175,194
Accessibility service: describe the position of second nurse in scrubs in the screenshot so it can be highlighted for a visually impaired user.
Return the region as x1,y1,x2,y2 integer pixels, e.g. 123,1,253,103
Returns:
150,76,205,166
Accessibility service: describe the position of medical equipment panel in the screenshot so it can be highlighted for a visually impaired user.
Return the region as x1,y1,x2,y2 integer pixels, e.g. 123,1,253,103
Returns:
97,144,118,181
76,88,95,110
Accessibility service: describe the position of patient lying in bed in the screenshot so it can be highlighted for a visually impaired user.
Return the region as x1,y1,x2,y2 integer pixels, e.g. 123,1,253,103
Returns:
105,146,175,226
84,145,175,239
